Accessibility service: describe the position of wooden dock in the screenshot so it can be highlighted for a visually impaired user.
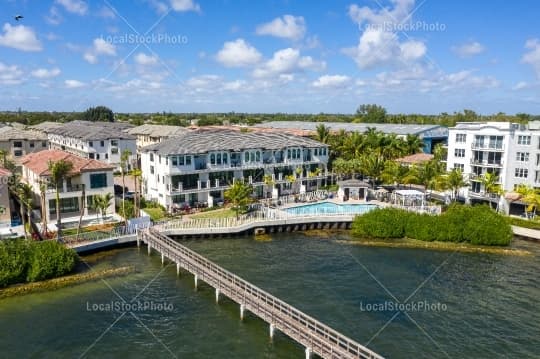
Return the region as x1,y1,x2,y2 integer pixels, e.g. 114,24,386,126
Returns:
139,228,384,359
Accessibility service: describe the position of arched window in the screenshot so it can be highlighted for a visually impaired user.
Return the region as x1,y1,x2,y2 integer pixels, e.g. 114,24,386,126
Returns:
287,149,291,158
250,152,255,162
210,153,215,164
244,152,249,162
256,151,260,162
223,153,228,164
217,153,222,165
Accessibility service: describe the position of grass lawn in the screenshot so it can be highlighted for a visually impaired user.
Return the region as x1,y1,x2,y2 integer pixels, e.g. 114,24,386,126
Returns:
143,207,166,221
190,208,238,219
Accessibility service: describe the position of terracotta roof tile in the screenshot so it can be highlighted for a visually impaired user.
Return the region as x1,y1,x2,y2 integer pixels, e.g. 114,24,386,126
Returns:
21,150,115,176
396,153,434,165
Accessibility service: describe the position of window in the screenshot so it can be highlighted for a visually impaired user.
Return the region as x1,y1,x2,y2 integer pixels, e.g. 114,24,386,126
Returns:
186,155,192,165
111,140,118,146
454,149,465,158
105,154,108,159
89,141,93,147
96,154,100,160
13,141,22,148
517,135,531,145
244,152,249,162
90,173,108,188
149,153,154,162
222,153,227,165
172,157,178,166
455,133,466,143
13,150,22,157
29,142,35,148
179,156,185,166
217,153,222,165
516,152,529,162
210,153,215,165
150,165,154,174
49,197,79,215
89,153,95,159
42,141,47,147
255,151,260,162
158,156,161,164
100,141,105,147
314,148,318,156
515,168,528,178
111,148,118,154
454,163,464,171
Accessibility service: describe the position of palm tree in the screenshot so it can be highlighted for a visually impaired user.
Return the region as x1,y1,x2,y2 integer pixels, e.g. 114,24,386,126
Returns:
39,180,48,238
441,169,468,201
416,160,441,197
76,184,85,241
48,159,73,242
16,182,33,240
224,180,253,219
314,124,331,144
404,134,424,155
359,153,385,187
480,172,501,210
131,167,142,218
516,184,540,217
120,149,131,224
381,161,416,187
91,193,113,222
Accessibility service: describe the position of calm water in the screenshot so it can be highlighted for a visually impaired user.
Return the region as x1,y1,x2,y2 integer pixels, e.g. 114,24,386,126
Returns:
284,202,377,215
1,234,539,359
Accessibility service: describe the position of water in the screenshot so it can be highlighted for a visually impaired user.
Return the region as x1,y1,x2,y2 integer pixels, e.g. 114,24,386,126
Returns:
1,234,539,358
284,201,377,215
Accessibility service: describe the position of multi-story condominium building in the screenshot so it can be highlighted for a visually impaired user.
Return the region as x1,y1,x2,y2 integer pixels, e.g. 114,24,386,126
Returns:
20,150,116,225
126,124,188,150
0,126,48,162
446,121,540,213
42,121,137,171
140,130,329,210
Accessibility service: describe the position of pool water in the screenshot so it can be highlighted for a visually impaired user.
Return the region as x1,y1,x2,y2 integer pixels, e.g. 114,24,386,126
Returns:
284,201,377,215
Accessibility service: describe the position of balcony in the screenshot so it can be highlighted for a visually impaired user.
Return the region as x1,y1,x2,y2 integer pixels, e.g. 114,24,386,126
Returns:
470,159,503,167
471,143,504,151
46,184,86,194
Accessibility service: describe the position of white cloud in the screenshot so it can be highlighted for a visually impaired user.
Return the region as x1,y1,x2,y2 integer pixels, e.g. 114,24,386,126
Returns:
97,6,116,19
147,0,168,14
65,79,86,88
440,70,499,91
84,38,116,63
185,75,222,91
31,67,61,79
45,6,63,25
252,48,325,78
256,15,306,40
312,75,351,89
512,81,528,91
0,62,24,85
522,39,540,78
452,41,485,58
55,0,88,15
400,40,426,61
170,0,200,12
0,23,42,52
216,39,262,67
348,0,415,28
134,53,159,66
223,80,246,91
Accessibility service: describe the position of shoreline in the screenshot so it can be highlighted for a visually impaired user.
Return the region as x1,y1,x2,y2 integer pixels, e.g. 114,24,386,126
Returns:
0,266,136,299
337,238,532,256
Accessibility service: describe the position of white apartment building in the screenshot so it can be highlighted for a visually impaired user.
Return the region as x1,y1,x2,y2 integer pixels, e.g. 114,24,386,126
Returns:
446,121,540,213
39,121,137,171
0,126,48,163
20,150,116,224
140,130,330,210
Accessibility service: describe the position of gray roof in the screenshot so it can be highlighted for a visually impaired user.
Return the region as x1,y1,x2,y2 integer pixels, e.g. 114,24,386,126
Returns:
254,121,448,138
44,121,136,141
338,179,370,188
127,124,188,138
141,130,328,155
30,121,63,132
0,127,48,141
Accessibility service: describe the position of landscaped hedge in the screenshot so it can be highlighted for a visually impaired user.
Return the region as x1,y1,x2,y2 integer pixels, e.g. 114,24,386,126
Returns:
0,240,78,287
351,204,513,246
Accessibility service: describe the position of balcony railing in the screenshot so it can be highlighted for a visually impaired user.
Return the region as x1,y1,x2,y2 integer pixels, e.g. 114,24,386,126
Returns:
471,143,504,151
46,184,86,194
470,159,503,167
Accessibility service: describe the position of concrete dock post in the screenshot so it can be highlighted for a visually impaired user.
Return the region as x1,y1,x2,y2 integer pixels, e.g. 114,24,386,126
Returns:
194,274,198,289
176,262,180,276
147,243,151,255
269,323,275,339
305,348,311,359
161,253,165,265
240,304,245,320
215,288,220,303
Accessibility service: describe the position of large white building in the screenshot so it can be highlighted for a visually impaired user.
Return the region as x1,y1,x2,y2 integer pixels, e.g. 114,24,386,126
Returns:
446,121,540,213
126,124,188,150
35,121,137,171
140,130,330,210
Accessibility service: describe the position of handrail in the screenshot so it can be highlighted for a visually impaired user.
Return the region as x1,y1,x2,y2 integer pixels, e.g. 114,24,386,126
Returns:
143,228,384,359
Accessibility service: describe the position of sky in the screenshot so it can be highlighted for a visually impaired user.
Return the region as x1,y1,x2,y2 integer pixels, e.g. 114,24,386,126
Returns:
0,0,539,114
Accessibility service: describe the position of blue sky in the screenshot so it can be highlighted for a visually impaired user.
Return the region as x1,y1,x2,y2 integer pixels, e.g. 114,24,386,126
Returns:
1,0,539,114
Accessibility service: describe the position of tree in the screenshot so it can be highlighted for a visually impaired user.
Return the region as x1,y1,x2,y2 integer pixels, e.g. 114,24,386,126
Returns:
91,193,113,222
120,149,131,224
404,134,424,154
48,159,74,242
480,172,502,210
16,182,33,240
263,174,274,199
76,184,85,241
416,160,441,196
131,167,142,217
440,169,468,201
516,184,540,217
359,153,385,187
39,180,48,238
381,161,417,186
356,104,387,123
314,124,331,144
224,181,253,219
80,106,114,122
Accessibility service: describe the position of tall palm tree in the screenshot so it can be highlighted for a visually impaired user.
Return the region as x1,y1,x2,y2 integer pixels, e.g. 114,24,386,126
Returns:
480,172,501,210
120,149,131,224
314,124,331,144
416,160,441,196
405,134,424,155
91,193,114,222
359,153,385,187
516,184,540,217
39,180,48,238
442,169,468,201
48,159,74,242
224,181,253,219
16,182,33,240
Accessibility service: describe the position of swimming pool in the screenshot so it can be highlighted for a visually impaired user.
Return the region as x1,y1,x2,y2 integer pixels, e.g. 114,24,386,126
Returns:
284,201,378,215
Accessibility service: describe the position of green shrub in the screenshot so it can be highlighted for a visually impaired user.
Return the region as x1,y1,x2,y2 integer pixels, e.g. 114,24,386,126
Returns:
352,204,512,246
0,239,78,287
